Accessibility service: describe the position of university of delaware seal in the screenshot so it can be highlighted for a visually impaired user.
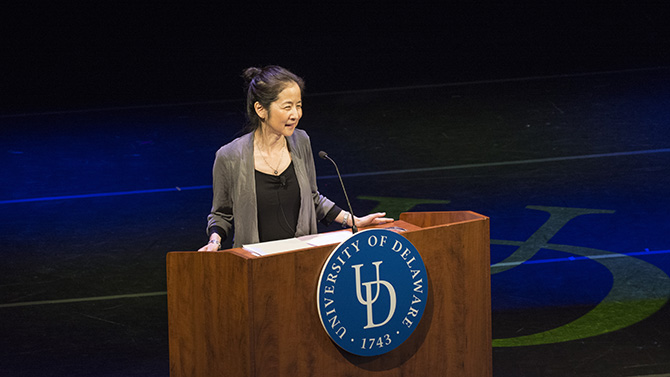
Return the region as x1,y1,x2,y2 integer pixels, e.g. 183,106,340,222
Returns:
316,228,428,356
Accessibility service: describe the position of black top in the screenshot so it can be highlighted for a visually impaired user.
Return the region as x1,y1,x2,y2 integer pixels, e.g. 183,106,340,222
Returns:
255,162,341,242
255,163,301,242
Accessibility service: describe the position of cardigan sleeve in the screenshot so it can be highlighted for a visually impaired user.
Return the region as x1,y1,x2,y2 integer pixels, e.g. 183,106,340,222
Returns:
323,204,344,225
206,147,235,242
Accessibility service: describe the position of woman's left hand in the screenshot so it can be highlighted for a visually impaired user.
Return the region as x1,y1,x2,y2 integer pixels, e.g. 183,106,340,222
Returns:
354,212,395,228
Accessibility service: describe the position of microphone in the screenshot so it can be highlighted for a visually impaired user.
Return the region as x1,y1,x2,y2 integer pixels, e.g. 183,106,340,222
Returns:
319,151,358,234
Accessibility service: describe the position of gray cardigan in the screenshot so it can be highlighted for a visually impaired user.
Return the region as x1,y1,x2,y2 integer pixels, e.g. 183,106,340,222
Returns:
207,129,337,248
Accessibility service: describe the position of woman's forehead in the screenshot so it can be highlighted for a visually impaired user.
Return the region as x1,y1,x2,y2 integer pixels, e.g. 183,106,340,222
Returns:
276,82,302,102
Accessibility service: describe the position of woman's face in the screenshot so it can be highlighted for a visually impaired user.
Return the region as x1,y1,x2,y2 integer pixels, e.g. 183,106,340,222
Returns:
256,81,303,138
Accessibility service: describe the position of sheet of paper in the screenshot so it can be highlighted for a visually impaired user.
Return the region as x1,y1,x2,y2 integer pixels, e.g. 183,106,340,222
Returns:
242,238,313,256
298,230,353,247
242,230,355,256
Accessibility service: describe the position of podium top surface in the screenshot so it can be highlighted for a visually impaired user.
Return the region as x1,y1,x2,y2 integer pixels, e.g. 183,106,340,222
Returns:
168,211,488,259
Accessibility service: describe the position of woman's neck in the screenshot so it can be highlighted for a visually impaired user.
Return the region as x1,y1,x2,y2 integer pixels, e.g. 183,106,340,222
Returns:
255,127,285,152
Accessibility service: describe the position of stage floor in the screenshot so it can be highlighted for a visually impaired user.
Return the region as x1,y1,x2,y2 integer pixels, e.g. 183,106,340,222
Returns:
2,67,669,376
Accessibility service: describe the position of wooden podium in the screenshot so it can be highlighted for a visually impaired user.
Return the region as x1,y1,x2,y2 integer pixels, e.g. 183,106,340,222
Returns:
167,211,491,376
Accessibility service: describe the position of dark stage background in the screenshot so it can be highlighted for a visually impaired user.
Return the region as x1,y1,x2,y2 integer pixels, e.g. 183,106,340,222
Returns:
3,2,668,113
2,2,670,377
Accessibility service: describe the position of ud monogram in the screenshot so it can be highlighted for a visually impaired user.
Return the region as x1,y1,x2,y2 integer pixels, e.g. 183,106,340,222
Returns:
352,261,397,329
317,229,428,356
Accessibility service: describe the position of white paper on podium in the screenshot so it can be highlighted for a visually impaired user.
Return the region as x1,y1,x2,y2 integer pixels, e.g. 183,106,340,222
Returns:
298,230,353,247
242,230,353,256
242,238,312,256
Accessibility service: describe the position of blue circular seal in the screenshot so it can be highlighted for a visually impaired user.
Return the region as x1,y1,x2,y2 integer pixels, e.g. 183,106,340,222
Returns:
316,228,428,356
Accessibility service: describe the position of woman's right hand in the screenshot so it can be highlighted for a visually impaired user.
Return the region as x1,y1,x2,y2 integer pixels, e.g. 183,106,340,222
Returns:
198,243,220,252
198,235,222,252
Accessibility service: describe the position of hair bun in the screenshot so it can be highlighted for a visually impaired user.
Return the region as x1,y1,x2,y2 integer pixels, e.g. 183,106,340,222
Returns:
242,67,262,84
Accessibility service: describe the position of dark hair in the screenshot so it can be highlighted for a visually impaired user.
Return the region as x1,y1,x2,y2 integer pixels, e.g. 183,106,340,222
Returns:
242,65,305,132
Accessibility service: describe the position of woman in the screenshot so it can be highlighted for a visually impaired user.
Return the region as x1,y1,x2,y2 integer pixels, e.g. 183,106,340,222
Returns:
199,65,392,251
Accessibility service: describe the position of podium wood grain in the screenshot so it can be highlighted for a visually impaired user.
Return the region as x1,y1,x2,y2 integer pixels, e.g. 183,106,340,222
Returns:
167,212,491,376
